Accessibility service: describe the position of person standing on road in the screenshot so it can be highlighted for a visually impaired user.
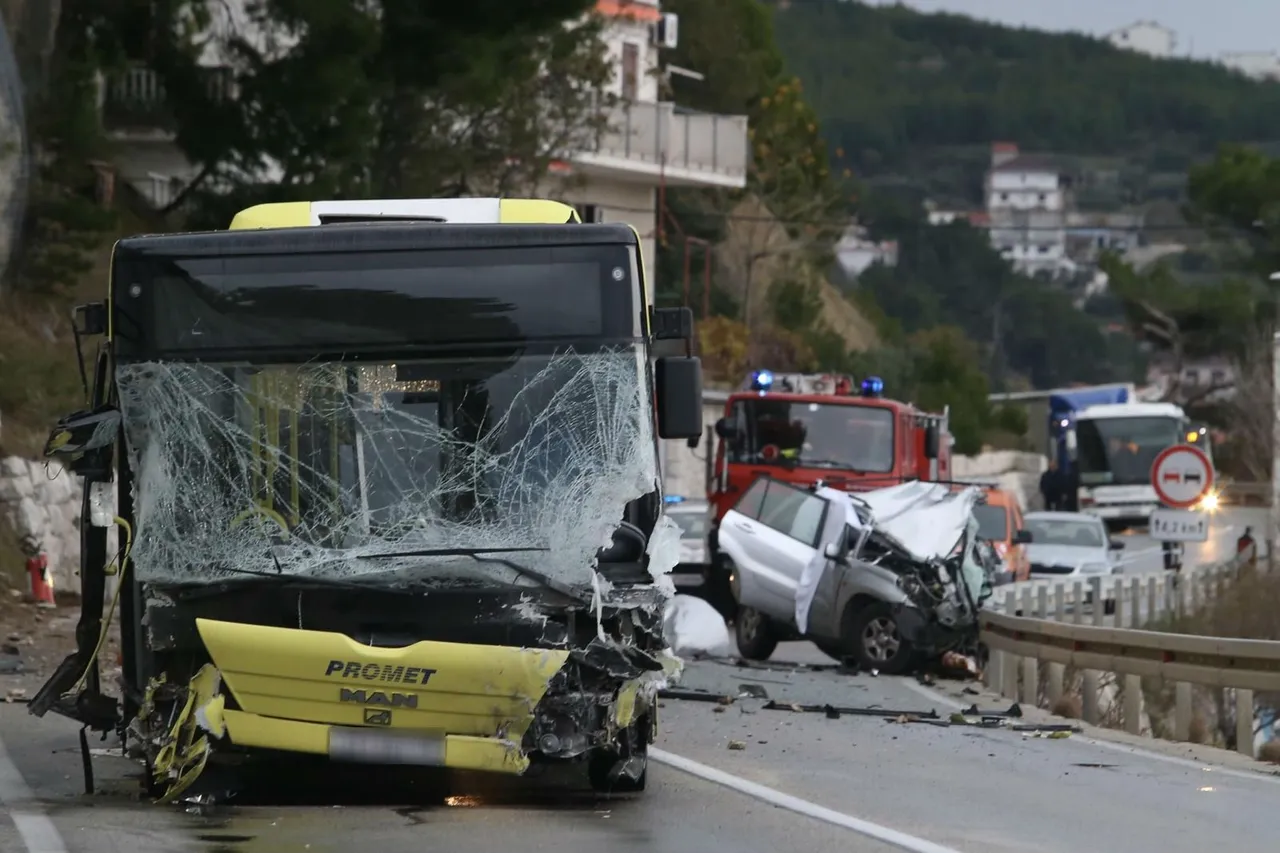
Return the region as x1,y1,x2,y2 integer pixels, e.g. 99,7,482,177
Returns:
1039,460,1063,511
1237,526,1257,567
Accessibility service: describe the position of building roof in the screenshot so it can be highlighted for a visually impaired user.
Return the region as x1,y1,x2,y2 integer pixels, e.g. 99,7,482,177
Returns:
989,154,1059,175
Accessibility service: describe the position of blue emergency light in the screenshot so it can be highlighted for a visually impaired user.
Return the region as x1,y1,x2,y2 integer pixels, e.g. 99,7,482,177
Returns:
860,376,884,397
664,495,686,504
751,370,774,391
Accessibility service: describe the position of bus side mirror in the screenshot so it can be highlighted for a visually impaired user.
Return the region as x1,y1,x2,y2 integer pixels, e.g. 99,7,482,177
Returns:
924,425,940,459
655,356,703,439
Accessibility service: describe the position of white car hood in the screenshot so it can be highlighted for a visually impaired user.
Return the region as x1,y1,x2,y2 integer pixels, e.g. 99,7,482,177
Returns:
844,481,980,562
1026,543,1109,571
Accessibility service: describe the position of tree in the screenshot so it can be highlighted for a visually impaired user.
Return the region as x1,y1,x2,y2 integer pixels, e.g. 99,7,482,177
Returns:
5,0,117,297
852,211,1129,389
849,325,994,455
768,0,1280,206
135,0,609,222
1100,252,1257,403
652,0,851,343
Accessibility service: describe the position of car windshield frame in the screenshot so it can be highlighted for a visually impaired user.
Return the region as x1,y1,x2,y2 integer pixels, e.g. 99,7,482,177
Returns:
724,397,896,474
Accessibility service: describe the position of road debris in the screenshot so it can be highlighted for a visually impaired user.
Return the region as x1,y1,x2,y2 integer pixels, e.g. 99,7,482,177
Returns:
761,699,941,720
727,740,746,750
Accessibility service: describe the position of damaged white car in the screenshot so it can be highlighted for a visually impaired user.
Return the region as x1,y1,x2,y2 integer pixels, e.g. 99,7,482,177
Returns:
717,477,993,674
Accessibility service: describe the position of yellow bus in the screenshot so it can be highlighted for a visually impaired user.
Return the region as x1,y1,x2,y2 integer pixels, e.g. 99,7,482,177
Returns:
34,199,701,804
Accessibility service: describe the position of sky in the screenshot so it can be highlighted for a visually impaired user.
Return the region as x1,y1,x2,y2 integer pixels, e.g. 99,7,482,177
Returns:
858,0,1280,59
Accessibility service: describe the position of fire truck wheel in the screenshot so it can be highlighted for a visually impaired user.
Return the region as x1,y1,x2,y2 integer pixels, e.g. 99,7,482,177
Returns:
846,601,915,675
734,607,779,661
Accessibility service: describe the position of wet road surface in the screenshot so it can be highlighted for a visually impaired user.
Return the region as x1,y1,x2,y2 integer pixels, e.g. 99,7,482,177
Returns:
5,642,1280,853
3,509,1273,853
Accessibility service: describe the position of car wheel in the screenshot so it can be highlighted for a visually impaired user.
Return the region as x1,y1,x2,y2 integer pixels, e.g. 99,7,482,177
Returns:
846,601,915,675
734,606,779,661
587,745,647,794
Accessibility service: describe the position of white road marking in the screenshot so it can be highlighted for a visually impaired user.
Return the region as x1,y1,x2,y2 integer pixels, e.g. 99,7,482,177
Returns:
651,747,963,853
895,678,1280,788
0,731,67,853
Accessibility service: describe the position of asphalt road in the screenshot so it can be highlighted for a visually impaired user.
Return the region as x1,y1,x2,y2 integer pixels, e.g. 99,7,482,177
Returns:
3,509,1274,853
1108,506,1268,576
5,639,1280,853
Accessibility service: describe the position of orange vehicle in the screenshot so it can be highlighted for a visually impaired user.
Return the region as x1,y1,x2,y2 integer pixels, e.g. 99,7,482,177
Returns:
972,487,1032,582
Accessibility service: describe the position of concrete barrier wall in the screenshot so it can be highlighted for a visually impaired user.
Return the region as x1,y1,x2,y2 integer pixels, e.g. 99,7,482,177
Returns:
953,451,1047,511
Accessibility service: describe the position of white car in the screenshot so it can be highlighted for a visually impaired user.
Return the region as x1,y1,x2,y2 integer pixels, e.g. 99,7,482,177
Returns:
716,476,989,672
1022,511,1125,611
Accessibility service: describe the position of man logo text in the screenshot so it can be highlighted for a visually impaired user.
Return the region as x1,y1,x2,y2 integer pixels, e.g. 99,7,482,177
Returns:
339,688,419,709
325,660,437,685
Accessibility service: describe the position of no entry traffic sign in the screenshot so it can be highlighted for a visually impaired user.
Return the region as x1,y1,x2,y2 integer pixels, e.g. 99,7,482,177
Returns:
1150,444,1214,509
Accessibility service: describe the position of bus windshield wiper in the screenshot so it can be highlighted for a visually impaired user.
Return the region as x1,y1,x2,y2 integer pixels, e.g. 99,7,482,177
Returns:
357,546,589,602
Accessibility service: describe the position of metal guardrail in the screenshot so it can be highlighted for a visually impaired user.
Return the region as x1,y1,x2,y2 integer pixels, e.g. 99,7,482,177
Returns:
1220,481,1270,506
980,552,1275,759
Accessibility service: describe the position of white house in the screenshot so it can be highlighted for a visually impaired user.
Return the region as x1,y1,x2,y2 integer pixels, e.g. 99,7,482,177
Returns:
554,0,749,285
1105,21,1177,58
97,0,749,289
835,226,897,278
984,143,1074,280
1220,51,1280,81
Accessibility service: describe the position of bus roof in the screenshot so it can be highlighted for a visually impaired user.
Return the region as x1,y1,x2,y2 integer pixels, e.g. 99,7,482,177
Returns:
228,198,581,230
115,220,639,258
1075,401,1185,420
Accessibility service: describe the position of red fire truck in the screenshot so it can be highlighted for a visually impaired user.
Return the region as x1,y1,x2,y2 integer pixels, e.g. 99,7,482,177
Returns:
701,370,953,610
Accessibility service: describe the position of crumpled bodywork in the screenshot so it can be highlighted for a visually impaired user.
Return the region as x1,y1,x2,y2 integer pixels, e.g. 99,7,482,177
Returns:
130,600,680,803
796,483,993,646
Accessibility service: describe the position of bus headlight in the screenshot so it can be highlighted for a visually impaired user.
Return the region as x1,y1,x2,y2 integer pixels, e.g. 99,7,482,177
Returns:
1199,491,1220,513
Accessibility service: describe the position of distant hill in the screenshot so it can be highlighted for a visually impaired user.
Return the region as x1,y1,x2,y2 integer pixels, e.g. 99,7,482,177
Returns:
769,0,1280,208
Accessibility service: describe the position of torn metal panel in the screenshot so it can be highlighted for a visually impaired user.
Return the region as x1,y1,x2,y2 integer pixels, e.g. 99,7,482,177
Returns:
135,665,225,804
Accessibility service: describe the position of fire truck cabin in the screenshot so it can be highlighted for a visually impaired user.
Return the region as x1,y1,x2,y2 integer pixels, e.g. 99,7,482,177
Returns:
707,370,953,526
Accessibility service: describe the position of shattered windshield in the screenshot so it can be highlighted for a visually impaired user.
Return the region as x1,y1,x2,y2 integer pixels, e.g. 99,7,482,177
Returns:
725,399,895,473
1076,416,1183,486
116,348,660,589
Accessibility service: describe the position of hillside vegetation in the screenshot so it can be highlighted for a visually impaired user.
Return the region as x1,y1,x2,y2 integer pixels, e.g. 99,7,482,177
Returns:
770,0,1280,206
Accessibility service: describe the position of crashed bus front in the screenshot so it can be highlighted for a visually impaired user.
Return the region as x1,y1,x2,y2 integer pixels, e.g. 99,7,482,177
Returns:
31,220,703,801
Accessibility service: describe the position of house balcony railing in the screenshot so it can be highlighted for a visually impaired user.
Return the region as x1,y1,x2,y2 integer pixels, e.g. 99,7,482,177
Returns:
583,100,749,184
100,64,235,134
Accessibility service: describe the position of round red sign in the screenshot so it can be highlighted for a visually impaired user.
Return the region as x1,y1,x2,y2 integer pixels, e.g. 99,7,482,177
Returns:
1150,444,1214,509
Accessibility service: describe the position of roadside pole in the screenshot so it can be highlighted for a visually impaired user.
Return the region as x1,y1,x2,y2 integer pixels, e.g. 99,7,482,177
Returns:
1271,330,1280,572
